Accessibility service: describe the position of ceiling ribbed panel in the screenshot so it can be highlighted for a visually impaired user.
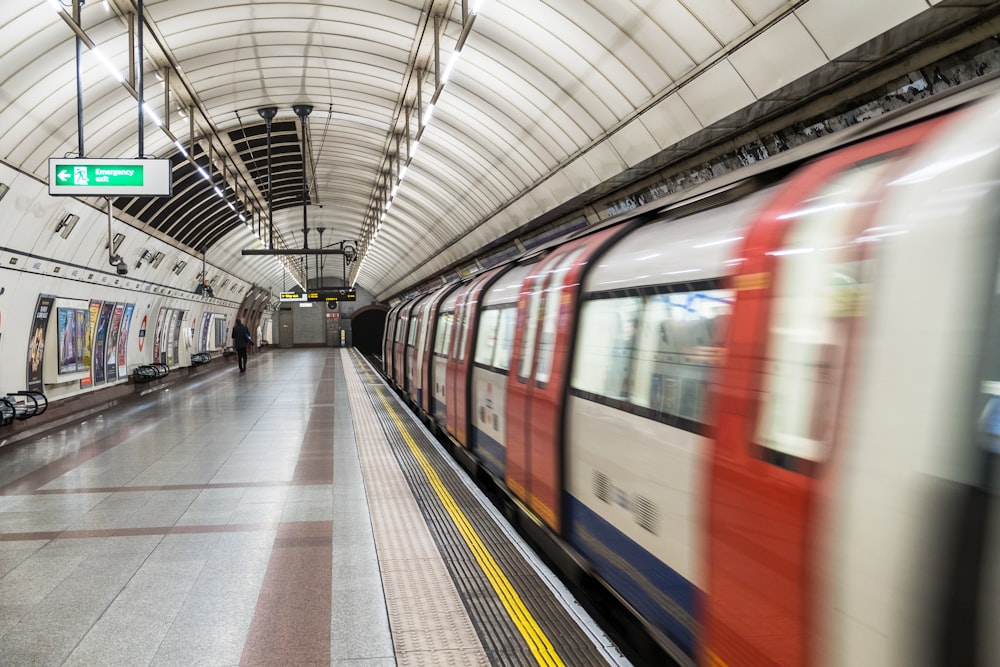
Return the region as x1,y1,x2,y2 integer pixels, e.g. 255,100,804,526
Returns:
2,0,989,300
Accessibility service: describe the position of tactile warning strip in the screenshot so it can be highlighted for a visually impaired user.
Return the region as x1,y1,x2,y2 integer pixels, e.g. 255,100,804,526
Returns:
343,353,491,666
345,350,626,667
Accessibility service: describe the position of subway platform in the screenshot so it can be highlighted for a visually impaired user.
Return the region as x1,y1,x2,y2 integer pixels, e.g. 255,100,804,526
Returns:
0,348,629,666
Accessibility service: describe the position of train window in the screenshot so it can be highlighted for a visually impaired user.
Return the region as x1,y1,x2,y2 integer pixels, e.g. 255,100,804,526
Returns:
518,272,546,382
475,308,500,366
494,307,517,371
434,311,453,356
407,316,419,345
415,303,432,377
536,249,585,386
753,164,883,470
573,297,643,400
456,299,471,361
631,290,731,421
571,280,731,433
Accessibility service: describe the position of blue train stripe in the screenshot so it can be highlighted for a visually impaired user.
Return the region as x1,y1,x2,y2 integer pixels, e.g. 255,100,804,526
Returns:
471,426,506,478
566,496,699,659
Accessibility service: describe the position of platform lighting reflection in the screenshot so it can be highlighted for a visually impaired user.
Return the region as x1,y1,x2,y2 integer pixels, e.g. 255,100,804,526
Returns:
767,247,816,257
694,236,743,248
891,146,999,185
777,201,855,220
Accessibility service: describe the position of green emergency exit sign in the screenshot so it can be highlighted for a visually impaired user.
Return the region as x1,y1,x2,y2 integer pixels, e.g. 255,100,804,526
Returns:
48,158,172,197
55,164,144,187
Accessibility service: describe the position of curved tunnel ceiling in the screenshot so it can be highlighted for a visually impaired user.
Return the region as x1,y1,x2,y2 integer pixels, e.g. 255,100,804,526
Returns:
1,0,997,301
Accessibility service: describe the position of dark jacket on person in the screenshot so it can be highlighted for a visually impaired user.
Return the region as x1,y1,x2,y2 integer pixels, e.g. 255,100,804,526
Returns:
232,321,251,350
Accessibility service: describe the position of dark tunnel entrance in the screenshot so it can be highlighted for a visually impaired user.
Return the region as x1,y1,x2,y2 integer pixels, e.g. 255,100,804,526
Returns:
351,305,387,357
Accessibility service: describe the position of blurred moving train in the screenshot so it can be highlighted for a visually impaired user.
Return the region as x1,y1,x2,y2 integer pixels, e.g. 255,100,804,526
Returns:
382,86,1000,666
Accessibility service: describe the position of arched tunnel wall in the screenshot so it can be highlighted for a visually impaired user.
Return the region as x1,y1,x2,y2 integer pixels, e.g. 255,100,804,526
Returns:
351,305,387,357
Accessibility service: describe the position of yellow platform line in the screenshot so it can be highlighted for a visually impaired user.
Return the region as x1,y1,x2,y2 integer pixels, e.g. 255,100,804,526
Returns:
370,385,565,667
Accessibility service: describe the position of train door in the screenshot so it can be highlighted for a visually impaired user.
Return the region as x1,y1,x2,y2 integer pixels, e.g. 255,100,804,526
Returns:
704,120,942,667
394,298,417,393
432,289,462,425
391,306,408,387
506,227,623,531
421,283,461,415
449,268,505,448
383,305,398,377
446,277,486,446
412,293,436,410
405,294,429,401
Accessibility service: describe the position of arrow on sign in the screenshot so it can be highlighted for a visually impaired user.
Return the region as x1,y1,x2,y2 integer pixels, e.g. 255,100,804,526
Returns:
56,168,72,183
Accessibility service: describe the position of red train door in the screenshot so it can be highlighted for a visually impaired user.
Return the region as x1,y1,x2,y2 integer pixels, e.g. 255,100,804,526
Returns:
383,305,399,380
446,270,502,446
405,294,428,400
506,227,623,532
395,298,417,394
421,283,460,415
704,120,944,667
445,280,477,444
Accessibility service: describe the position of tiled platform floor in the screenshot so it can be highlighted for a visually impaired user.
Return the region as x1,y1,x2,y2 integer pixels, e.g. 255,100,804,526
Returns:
0,348,625,667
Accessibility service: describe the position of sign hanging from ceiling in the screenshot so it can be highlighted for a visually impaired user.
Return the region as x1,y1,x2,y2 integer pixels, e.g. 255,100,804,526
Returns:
280,289,356,303
48,158,173,197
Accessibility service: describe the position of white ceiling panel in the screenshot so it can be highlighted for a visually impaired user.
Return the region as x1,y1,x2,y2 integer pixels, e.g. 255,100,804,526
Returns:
795,0,927,59
729,14,828,98
637,95,704,151
677,60,757,127
0,0,958,300
608,117,661,168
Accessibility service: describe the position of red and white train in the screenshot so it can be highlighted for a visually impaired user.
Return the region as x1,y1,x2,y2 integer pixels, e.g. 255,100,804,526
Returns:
382,86,1000,666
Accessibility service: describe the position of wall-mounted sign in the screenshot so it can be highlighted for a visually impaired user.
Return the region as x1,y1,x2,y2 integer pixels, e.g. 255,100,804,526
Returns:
48,158,173,197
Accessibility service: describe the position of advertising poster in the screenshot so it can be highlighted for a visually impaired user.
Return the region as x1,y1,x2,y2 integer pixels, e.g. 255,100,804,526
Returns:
84,300,101,372
106,303,124,382
75,309,87,371
92,302,114,386
169,310,183,365
57,308,77,374
200,313,211,352
56,308,88,374
26,295,55,392
153,307,167,364
118,303,134,378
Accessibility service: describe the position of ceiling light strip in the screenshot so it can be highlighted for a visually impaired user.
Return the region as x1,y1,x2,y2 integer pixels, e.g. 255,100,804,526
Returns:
353,0,488,286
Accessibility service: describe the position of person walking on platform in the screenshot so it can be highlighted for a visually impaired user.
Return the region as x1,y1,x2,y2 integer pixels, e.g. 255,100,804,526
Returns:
232,318,253,373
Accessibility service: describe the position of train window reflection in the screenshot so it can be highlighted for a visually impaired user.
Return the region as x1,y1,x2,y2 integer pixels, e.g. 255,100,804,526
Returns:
494,307,517,371
475,308,500,366
571,283,731,432
753,164,882,470
434,311,453,356
536,249,585,386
